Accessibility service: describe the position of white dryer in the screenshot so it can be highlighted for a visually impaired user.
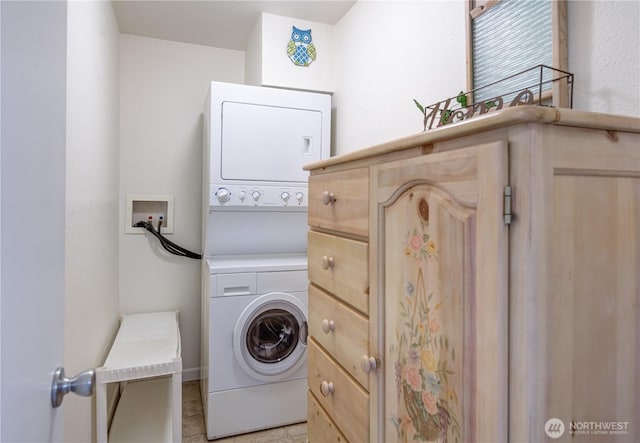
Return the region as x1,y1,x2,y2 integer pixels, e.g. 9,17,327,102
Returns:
201,254,308,440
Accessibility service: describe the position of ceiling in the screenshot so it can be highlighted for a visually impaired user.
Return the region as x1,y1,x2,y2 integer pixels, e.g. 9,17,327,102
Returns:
111,1,357,51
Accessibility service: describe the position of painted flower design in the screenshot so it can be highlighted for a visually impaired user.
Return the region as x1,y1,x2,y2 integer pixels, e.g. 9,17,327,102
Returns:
426,239,437,256
421,350,437,372
405,366,422,391
422,391,439,415
404,227,438,263
410,234,424,250
426,373,441,395
390,221,461,442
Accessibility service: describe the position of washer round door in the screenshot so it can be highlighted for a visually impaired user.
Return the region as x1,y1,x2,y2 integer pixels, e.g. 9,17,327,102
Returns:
233,292,308,382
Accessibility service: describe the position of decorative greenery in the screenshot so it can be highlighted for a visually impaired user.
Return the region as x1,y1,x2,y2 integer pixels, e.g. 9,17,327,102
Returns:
413,92,498,130
456,91,468,108
413,99,428,132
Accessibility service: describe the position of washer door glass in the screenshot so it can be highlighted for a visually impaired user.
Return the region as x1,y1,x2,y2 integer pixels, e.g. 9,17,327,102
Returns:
247,308,300,363
233,292,308,382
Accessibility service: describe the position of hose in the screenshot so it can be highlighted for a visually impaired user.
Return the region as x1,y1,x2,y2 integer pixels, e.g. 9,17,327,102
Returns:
133,220,202,260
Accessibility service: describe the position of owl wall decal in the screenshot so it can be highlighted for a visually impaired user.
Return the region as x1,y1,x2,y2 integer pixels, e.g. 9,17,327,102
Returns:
287,26,316,66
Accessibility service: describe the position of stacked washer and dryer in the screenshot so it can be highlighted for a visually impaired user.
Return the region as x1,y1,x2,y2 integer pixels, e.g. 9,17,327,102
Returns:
200,82,330,440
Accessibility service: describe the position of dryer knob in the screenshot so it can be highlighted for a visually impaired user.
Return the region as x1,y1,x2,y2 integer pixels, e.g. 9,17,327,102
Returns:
281,192,290,202
252,191,261,202
216,188,231,203
295,192,304,203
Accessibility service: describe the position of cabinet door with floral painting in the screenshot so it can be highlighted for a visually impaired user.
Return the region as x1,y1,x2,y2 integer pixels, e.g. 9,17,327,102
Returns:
370,141,509,443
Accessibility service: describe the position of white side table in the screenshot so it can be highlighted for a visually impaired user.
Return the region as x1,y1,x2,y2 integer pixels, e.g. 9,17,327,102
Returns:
96,311,182,443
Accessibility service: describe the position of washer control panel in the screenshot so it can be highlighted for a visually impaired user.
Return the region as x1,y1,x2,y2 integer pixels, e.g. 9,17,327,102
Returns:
210,184,307,208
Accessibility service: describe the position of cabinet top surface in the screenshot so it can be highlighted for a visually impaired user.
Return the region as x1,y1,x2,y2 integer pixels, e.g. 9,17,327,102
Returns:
304,106,640,171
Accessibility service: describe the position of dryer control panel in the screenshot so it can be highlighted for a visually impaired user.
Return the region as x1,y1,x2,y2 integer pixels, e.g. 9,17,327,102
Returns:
209,184,307,209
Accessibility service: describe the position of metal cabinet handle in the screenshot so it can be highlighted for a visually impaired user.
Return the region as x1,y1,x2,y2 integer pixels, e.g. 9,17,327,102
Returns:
322,191,336,205
51,367,95,408
360,355,379,374
320,380,334,397
321,319,335,334
321,255,334,270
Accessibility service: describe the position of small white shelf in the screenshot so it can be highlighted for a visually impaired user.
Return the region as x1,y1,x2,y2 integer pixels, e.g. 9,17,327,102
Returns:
109,378,173,443
96,311,182,443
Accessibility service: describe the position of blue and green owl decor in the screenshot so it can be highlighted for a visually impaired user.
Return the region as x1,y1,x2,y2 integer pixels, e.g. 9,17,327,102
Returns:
287,26,316,67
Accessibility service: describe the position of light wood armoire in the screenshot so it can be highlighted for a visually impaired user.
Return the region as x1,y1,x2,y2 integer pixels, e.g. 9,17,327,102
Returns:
305,106,639,442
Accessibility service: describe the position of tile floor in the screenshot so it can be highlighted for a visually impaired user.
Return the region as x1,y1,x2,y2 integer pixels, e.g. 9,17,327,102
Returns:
182,381,308,443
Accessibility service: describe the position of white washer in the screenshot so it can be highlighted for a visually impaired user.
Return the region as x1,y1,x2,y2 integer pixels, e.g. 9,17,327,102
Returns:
202,254,308,440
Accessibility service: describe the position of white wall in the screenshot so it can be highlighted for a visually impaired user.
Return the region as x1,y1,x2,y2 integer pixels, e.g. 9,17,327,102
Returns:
331,0,640,156
244,14,263,86
256,13,335,93
65,1,121,442
332,1,467,155
568,0,640,115
119,34,244,380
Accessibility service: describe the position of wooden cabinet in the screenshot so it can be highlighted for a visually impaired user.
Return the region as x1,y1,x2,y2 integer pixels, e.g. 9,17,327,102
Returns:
308,340,370,442
308,231,369,315
306,166,372,443
372,141,509,442
309,284,369,388
306,107,640,442
308,167,369,237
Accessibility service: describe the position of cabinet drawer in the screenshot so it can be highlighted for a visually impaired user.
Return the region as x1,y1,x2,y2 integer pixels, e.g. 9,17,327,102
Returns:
307,391,347,443
308,231,368,315
308,339,369,443
308,167,369,237
309,285,369,390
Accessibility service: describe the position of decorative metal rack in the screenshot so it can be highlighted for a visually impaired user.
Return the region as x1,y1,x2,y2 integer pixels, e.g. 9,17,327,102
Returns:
419,64,574,131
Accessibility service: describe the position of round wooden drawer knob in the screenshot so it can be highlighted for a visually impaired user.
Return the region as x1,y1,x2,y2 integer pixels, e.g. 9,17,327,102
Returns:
321,319,335,334
321,255,334,270
360,355,378,373
322,191,336,205
320,381,334,397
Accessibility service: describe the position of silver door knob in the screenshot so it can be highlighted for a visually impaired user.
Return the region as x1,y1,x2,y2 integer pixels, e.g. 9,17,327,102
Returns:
51,367,95,408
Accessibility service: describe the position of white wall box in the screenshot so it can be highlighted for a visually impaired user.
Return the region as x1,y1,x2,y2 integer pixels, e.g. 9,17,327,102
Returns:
96,311,182,443
125,194,175,234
